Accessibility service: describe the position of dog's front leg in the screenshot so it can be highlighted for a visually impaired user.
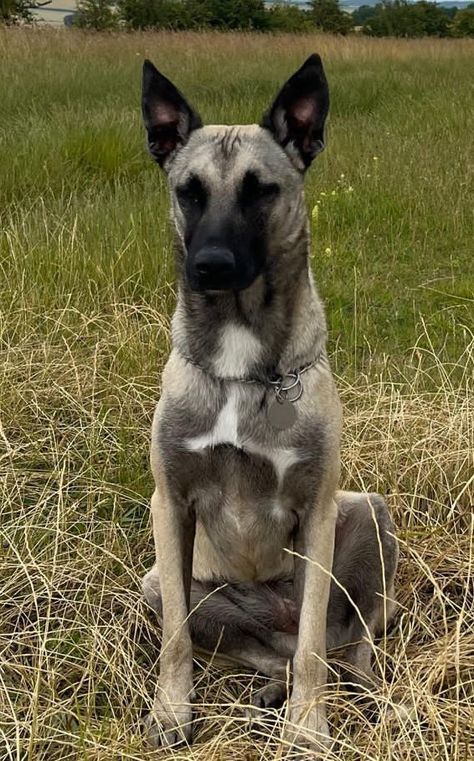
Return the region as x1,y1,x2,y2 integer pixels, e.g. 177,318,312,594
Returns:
147,467,195,748
285,482,338,756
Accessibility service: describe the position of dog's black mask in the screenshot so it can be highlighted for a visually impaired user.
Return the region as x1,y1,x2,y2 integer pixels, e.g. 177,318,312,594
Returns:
178,171,279,293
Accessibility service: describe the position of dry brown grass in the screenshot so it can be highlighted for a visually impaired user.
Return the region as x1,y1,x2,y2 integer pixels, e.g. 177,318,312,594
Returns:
1,306,472,760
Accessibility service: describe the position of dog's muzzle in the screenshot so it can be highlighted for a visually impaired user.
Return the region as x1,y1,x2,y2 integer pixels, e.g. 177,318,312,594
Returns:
187,246,238,292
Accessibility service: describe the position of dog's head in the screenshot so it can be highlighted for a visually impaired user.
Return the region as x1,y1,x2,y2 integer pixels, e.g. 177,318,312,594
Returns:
142,56,329,293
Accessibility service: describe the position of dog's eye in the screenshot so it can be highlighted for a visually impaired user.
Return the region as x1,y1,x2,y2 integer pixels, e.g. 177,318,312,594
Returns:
176,177,207,210
240,171,279,208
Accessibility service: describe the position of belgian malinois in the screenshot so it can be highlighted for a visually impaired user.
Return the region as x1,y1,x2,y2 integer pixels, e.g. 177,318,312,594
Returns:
141,54,398,755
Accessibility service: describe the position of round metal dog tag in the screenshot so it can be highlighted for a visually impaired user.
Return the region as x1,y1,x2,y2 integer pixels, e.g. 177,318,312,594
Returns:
267,398,297,430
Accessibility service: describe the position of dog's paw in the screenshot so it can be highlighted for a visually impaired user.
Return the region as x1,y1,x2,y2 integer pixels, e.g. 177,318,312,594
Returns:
283,702,332,759
245,681,288,731
252,682,288,711
144,694,193,748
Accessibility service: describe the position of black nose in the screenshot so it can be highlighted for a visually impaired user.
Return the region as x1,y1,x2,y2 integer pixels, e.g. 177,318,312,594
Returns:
190,247,237,291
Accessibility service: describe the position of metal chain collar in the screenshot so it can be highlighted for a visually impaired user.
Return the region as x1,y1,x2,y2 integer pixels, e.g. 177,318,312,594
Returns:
177,351,323,405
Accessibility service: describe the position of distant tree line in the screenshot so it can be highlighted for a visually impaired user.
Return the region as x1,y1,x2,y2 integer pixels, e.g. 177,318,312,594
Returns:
2,0,474,37
71,0,354,33
353,0,474,36
75,0,474,36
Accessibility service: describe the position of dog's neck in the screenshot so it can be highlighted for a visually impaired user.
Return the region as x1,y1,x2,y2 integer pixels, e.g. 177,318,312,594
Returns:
171,244,327,381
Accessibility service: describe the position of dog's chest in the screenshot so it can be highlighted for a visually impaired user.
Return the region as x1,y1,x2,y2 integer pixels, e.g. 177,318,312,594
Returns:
185,386,300,485
181,386,305,582
157,347,336,582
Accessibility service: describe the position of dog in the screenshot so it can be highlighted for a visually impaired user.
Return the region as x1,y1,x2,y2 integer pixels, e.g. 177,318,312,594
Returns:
140,54,399,755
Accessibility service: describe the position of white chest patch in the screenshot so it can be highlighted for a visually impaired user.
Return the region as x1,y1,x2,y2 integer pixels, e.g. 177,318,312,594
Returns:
187,386,240,451
185,386,300,484
213,324,263,378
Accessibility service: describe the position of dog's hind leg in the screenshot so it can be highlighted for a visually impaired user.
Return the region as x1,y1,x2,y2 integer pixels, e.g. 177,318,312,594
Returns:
143,570,295,707
193,581,299,709
329,491,399,697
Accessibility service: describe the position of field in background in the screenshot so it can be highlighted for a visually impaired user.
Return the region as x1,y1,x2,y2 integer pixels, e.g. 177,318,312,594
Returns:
0,29,473,761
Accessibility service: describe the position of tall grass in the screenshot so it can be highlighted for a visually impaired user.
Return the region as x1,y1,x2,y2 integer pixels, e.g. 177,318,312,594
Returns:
0,29,473,761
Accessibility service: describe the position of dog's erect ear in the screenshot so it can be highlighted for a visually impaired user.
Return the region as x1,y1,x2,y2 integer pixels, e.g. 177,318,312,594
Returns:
142,59,202,168
261,54,329,171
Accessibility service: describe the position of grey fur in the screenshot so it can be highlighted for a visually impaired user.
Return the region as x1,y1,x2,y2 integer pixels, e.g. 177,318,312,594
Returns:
141,59,398,755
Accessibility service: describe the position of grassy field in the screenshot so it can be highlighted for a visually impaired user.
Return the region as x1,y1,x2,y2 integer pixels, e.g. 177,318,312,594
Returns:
0,28,473,761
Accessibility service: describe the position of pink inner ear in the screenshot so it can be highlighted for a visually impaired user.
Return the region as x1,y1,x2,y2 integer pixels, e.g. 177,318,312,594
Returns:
292,96,317,127
152,101,179,127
